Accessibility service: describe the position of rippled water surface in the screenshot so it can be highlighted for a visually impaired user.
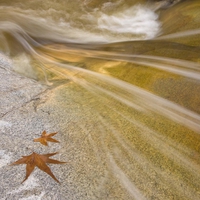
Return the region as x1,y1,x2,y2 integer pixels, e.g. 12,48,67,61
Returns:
0,0,200,199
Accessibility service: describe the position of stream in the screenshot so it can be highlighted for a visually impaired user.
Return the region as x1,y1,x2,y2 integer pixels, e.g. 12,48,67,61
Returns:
0,0,200,199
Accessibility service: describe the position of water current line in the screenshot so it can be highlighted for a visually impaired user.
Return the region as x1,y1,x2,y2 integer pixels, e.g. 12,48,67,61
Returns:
1,20,199,134
98,115,199,200
156,29,200,40
49,47,200,81
42,60,200,134
108,153,147,200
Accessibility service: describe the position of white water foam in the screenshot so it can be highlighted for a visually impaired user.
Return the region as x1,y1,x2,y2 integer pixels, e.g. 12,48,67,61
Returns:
0,5,160,44
98,5,161,40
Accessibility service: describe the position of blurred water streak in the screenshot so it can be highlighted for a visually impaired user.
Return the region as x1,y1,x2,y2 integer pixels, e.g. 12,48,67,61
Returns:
0,0,200,199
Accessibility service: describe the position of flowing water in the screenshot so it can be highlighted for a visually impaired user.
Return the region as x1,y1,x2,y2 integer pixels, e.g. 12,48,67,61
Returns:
0,0,200,199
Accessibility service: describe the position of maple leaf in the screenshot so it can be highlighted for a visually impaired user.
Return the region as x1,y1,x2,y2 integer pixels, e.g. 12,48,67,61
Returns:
10,152,66,183
33,130,60,146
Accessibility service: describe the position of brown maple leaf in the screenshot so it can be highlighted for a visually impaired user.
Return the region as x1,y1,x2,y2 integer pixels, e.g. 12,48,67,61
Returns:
10,152,66,183
33,130,60,146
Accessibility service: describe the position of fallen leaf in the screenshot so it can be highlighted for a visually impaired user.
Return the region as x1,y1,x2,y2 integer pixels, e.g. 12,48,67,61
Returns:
10,152,66,183
34,130,59,146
